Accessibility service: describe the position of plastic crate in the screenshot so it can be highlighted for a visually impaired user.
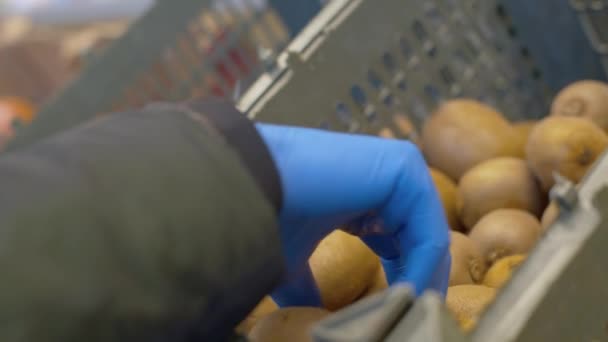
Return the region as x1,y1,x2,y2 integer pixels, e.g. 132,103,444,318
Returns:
233,1,608,341
239,0,552,135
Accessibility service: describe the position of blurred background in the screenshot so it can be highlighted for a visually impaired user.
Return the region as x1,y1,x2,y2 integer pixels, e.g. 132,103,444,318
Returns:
0,0,285,107
0,0,326,145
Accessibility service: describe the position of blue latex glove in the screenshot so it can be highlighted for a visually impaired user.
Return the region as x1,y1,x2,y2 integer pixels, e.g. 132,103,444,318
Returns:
255,123,451,308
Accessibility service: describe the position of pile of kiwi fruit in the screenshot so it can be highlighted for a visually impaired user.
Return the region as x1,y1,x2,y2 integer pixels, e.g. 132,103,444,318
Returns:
237,230,386,341
424,79,608,332
239,80,608,341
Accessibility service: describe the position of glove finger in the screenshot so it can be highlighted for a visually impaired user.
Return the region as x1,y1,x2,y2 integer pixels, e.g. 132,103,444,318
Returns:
270,262,322,308
384,241,448,296
361,233,438,294
378,147,451,295
360,234,404,286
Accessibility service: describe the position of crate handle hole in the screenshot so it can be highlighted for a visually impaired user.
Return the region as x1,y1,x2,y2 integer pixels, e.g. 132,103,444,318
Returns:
426,44,438,58
412,20,428,41
351,85,367,106
425,85,442,104
496,4,508,19
382,93,395,108
368,70,383,90
336,102,354,124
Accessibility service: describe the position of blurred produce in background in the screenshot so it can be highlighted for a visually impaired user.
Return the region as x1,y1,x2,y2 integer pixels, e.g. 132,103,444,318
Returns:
0,0,274,103
0,15,128,148
0,0,289,149
0,96,35,147
0,0,143,107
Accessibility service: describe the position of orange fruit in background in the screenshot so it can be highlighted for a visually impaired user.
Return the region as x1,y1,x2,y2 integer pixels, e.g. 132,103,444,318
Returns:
0,97,36,124
0,97,36,149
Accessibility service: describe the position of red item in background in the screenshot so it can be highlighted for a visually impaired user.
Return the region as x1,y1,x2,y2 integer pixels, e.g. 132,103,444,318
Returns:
0,96,36,123
0,97,36,150
207,28,258,97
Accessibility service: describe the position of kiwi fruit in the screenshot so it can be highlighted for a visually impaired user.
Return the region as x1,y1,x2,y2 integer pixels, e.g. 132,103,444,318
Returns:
469,209,541,265
483,254,527,288
421,99,518,180
236,296,278,334
430,167,464,231
393,113,422,147
526,116,608,192
309,230,380,311
449,231,487,286
457,157,545,229
362,267,389,297
541,202,559,231
550,80,608,132
248,307,331,342
512,121,536,158
446,285,497,332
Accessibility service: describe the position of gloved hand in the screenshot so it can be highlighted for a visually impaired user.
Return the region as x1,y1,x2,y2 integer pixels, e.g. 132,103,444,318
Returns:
255,123,451,308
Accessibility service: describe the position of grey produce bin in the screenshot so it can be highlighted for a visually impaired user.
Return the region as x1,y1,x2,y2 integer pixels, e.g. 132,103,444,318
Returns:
240,0,552,134
235,1,608,341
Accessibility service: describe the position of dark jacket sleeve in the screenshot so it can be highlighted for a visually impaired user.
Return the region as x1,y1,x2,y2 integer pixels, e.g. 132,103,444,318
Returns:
0,101,284,342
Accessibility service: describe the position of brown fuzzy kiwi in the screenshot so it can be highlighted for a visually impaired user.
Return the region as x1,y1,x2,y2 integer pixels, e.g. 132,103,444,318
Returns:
430,167,464,232
449,232,487,286
248,307,331,342
236,296,279,335
362,267,389,297
393,113,422,147
309,230,380,311
469,209,541,265
512,121,537,158
446,285,497,332
457,157,545,230
541,202,559,232
482,254,527,288
525,116,608,192
421,99,518,180
551,80,608,132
